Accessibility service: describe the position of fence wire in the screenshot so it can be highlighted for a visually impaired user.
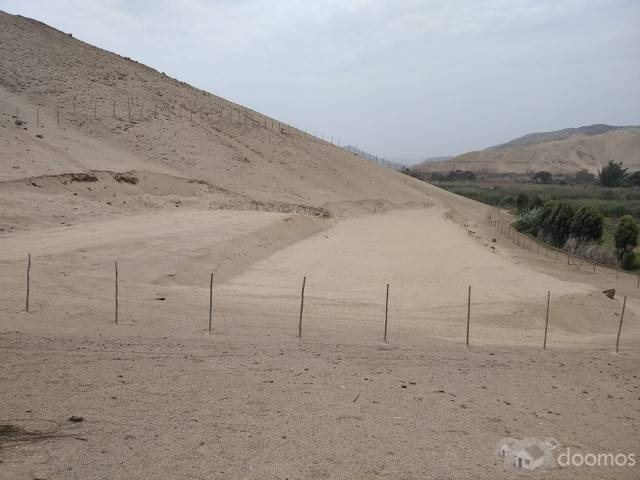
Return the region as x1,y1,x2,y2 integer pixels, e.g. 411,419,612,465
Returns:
1,255,637,353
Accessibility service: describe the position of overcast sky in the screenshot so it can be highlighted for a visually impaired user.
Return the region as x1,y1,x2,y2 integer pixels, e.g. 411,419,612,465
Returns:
1,0,639,162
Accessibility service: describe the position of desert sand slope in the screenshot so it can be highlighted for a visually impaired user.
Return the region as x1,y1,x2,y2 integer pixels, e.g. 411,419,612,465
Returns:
414,128,640,175
0,10,433,216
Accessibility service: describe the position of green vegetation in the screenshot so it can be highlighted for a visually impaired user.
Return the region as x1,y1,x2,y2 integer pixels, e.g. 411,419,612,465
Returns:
417,165,640,270
598,160,628,187
615,215,639,269
431,181,640,219
514,202,603,247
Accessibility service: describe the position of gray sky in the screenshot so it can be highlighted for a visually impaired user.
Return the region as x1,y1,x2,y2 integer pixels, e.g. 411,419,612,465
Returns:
1,0,639,162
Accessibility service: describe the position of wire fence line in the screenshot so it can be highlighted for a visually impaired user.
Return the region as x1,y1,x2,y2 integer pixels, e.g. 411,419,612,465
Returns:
1,253,637,353
486,206,640,288
1,95,404,173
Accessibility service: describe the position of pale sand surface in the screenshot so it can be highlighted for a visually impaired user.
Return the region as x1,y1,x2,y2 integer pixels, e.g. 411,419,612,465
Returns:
1,10,639,480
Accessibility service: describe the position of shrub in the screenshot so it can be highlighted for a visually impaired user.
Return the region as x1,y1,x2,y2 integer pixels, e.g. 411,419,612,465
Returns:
574,169,596,184
529,195,544,210
533,171,552,184
620,251,638,270
514,207,543,234
614,215,638,251
628,171,640,187
570,205,604,242
516,193,529,213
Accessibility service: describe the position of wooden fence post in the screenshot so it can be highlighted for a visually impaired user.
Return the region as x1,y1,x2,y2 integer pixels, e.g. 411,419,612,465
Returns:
114,261,119,325
208,273,213,334
615,296,627,354
56,105,60,128
113,99,116,118
36,108,39,128
298,276,306,339
94,100,97,120
128,101,131,122
73,99,76,121
384,283,389,343
25,253,31,312
543,291,550,350
466,285,471,347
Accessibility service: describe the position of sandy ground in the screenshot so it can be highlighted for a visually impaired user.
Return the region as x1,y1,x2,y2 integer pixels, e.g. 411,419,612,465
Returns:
1,10,639,480
1,333,638,480
1,207,639,479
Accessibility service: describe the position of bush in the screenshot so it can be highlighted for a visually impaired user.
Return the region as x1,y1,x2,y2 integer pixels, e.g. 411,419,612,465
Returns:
574,169,596,184
516,193,529,213
628,171,640,187
614,215,638,251
529,195,544,210
533,171,552,184
514,207,544,234
570,205,604,242
620,251,638,270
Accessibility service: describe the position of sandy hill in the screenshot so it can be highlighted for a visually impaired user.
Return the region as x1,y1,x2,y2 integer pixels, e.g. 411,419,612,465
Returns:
0,11,435,233
414,125,640,175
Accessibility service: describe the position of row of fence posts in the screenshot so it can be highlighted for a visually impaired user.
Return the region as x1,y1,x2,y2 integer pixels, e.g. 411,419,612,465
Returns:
20,254,630,353
488,207,640,287
7,100,401,171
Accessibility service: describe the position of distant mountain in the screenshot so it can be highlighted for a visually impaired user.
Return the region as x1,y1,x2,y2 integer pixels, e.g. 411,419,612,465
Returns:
486,124,637,151
413,125,640,175
421,156,453,163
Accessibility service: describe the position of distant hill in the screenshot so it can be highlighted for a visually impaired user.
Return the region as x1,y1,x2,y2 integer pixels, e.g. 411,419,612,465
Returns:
413,125,640,175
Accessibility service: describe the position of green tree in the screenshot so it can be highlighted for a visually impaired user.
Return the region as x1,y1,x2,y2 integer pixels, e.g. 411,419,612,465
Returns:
598,160,628,187
550,202,576,246
574,169,596,184
570,205,604,241
533,171,553,184
614,215,638,251
516,193,530,213
627,171,640,187
529,195,544,210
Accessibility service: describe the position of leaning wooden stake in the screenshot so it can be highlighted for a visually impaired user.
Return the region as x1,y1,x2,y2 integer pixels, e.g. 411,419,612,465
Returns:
114,261,119,325
615,296,627,354
543,291,551,350
298,276,306,339
208,273,214,334
384,283,389,343
466,285,471,347
25,253,31,312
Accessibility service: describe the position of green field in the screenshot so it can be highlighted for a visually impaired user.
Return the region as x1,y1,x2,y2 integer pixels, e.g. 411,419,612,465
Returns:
432,180,639,259
432,181,640,219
